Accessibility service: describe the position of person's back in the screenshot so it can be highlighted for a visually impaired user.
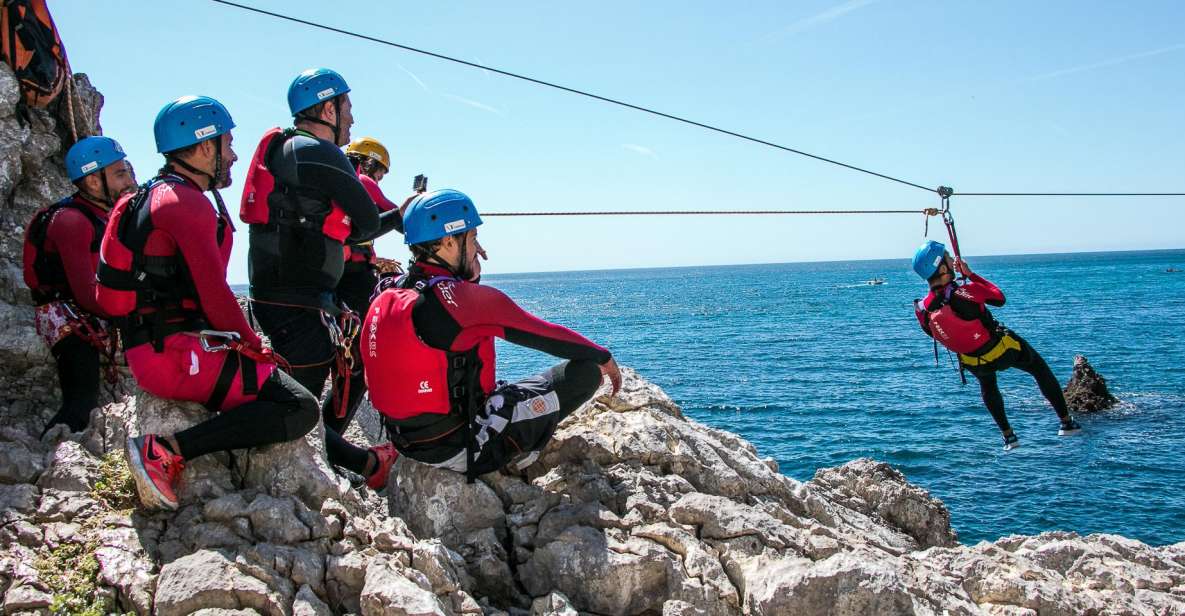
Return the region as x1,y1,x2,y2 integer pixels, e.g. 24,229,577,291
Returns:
365,189,621,480
240,68,402,490
22,136,132,435
99,95,318,511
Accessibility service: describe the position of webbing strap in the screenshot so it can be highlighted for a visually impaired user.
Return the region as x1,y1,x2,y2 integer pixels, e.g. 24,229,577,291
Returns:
206,351,240,411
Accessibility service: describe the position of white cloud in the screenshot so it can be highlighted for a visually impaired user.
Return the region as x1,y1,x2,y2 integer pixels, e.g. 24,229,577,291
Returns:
623,144,658,158
443,93,502,115
1028,43,1185,82
396,63,431,93
768,0,880,40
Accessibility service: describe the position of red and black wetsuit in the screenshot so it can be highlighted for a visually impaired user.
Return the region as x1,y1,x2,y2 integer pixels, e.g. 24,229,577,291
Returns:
365,262,609,476
25,195,111,433
336,172,399,316
915,272,1069,434
107,173,317,461
246,131,402,476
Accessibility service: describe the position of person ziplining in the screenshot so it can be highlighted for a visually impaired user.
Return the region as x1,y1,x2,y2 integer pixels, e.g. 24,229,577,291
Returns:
911,199,1083,450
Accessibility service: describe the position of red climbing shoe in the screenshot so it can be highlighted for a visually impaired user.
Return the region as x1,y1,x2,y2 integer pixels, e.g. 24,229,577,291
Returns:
366,442,399,490
125,434,185,510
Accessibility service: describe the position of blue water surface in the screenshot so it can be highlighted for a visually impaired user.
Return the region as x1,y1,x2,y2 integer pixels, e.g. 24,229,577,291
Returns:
486,250,1185,546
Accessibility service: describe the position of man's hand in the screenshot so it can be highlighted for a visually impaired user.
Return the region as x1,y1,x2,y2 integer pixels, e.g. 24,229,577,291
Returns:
398,194,417,217
955,259,973,278
600,357,622,396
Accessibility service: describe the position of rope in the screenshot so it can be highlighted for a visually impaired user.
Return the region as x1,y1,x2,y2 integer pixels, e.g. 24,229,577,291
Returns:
956,192,1185,197
208,0,937,195
483,209,928,217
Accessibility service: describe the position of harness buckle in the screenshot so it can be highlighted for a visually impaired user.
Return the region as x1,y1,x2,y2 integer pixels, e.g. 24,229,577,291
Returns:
197,329,241,353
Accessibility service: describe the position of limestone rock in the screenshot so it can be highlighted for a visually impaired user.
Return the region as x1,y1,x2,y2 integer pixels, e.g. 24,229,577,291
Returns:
530,592,578,616
36,440,100,492
1063,355,1118,413
153,549,289,616
0,440,44,484
806,458,958,549
293,584,333,616
389,459,506,549
359,556,447,616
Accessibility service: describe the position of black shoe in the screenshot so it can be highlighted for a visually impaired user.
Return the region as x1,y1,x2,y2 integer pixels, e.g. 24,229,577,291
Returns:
1058,417,1082,436
1002,432,1020,451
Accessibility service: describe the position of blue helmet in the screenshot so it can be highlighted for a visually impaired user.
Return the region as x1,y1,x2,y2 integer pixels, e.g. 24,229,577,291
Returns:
403,189,483,245
912,240,948,280
65,136,126,181
288,68,351,116
153,95,235,154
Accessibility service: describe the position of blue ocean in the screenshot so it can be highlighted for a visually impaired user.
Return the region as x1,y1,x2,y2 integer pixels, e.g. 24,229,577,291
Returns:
486,250,1185,546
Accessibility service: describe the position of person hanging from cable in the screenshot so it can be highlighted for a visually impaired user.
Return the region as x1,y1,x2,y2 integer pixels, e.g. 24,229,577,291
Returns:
96,96,320,510
338,136,417,318
240,68,403,489
911,240,1082,450
363,189,621,483
22,136,134,436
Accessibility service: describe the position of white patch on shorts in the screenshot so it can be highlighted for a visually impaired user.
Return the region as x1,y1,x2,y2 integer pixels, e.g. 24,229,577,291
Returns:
511,392,560,423
189,351,200,376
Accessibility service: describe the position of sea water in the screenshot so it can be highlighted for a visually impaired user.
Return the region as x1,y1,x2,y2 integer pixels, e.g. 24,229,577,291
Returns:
488,250,1185,545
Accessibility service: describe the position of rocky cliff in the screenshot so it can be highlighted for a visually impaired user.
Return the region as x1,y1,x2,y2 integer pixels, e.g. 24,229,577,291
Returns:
1,64,1183,616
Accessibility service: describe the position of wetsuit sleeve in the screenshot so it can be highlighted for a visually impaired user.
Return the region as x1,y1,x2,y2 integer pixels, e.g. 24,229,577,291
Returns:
961,273,1005,307
913,299,933,337
160,197,262,348
46,210,107,317
445,283,612,363
360,175,404,235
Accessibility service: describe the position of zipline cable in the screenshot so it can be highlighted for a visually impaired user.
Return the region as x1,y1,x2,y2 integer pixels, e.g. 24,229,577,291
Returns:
483,209,927,216
955,192,1185,197
208,0,938,195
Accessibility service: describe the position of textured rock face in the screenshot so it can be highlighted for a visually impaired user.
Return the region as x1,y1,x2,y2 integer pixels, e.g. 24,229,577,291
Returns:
0,63,111,436
1063,355,1118,412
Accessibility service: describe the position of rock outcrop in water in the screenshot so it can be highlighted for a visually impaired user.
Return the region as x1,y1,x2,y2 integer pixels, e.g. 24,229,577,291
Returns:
2,62,1184,616
1063,355,1119,413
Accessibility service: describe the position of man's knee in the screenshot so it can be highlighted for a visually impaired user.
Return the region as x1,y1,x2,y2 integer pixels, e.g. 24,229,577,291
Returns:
261,370,320,440
563,359,604,402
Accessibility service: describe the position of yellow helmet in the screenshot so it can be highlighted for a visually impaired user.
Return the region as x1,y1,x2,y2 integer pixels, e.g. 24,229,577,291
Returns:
345,137,390,171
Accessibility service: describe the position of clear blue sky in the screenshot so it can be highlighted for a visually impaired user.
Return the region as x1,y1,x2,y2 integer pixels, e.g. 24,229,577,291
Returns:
56,1,1184,282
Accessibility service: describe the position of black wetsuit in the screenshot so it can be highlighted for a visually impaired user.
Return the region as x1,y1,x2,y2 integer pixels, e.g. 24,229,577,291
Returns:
247,130,402,474
916,275,1069,434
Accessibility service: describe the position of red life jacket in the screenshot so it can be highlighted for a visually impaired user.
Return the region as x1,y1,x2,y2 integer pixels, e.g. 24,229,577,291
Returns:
21,195,104,304
365,276,495,421
921,287,993,355
96,175,225,348
240,127,352,242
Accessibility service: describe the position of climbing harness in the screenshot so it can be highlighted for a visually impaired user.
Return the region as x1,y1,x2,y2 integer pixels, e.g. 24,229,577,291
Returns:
243,296,360,418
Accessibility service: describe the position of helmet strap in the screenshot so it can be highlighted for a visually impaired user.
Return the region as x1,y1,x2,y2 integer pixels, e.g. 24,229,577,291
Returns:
168,149,218,192
298,97,342,145
78,173,114,210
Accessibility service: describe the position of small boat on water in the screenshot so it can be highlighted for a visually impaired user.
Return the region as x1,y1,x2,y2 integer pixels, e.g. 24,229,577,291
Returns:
866,277,886,286
1167,267,1182,273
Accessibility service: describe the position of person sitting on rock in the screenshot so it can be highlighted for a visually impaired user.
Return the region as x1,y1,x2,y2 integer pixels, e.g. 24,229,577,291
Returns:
363,189,622,484
911,240,1081,450
96,96,319,510
338,136,414,320
22,136,134,436
241,68,403,489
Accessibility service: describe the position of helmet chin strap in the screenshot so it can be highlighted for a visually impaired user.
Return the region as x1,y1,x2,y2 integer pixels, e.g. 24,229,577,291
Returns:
423,234,472,280
299,97,342,145
167,145,231,220
79,172,114,210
